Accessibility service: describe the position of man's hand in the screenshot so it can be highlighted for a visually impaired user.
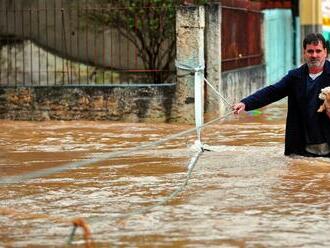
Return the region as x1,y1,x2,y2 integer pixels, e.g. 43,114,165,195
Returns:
232,102,246,115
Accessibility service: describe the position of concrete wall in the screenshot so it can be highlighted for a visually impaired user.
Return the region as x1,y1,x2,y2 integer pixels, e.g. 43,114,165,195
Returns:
205,3,221,114
0,85,176,122
220,64,266,113
174,6,205,124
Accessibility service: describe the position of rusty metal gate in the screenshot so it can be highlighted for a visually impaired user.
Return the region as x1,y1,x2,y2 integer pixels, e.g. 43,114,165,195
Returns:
221,0,263,71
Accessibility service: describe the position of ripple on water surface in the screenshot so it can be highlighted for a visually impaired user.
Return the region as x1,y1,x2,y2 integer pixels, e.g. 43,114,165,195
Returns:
0,103,330,247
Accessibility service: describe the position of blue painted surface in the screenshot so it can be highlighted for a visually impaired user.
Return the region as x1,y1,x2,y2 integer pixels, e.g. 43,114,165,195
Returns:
263,9,295,84
323,30,330,52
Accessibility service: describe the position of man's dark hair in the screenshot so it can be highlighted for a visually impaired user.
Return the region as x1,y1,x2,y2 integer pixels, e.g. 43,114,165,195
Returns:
303,33,327,49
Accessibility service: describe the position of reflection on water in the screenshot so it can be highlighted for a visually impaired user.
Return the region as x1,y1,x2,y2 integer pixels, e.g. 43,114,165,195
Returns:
0,102,330,247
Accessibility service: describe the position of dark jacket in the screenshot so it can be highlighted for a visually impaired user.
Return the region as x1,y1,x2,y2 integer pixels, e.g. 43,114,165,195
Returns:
241,60,330,156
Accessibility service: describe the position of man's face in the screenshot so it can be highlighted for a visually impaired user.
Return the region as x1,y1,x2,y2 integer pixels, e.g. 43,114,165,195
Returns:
304,41,327,70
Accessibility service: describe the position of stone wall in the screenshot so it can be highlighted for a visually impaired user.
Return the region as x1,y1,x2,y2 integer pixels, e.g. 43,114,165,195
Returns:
0,85,176,122
0,64,266,122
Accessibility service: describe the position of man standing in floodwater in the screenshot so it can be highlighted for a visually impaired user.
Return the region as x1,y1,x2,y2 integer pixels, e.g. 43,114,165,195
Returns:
233,33,330,157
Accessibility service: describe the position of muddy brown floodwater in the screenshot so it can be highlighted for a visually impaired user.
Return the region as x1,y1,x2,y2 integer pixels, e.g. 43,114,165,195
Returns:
0,102,329,247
